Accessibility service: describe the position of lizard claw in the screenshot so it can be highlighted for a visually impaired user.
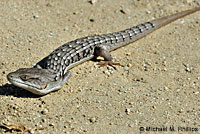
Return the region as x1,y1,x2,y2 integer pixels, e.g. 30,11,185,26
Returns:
97,61,122,70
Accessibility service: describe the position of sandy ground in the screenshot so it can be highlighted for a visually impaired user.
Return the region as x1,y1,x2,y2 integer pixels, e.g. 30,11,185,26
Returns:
0,0,200,133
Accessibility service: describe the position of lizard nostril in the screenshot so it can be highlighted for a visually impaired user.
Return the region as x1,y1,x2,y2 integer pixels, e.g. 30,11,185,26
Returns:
7,72,16,80
7,73,13,81
8,73,12,78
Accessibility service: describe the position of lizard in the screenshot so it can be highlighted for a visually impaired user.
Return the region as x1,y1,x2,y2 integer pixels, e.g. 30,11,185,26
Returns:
7,7,200,95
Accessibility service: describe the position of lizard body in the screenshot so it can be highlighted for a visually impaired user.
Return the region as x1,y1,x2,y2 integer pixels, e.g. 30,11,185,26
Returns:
7,7,200,95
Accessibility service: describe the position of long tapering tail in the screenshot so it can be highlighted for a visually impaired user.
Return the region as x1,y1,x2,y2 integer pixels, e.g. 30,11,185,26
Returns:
152,7,200,29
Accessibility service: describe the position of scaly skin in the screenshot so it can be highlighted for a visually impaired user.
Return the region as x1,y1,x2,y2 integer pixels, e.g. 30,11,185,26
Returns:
7,7,200,95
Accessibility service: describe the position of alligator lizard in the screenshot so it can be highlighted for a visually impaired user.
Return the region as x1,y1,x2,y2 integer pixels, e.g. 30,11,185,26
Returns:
7,7,200,95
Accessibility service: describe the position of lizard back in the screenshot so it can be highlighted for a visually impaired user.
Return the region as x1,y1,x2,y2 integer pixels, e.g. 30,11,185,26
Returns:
35,21,156,80
35,7,200,80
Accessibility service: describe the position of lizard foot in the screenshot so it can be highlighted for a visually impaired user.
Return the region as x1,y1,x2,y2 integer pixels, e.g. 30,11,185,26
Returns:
97,61,122,69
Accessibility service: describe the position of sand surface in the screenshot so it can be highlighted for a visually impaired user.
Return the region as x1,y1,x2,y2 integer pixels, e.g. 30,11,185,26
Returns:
0,0,200,133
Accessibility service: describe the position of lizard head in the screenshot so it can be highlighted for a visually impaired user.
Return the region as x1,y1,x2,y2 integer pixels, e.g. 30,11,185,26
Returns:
7,68,70,95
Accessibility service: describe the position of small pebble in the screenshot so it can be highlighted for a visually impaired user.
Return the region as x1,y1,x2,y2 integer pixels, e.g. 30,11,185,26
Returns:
33,15,39,18
109,122,113,125
146,10,151,14
124,66,129,71
89,117,96,123
185,67,192,72
127,63,132,67
41,109,48,115
103,70,110,75
76,71,81,74
49,123,55,126
41,118,46,122
107,66,114,71
120,9,126,14
82,129,87,132
29,130,35,134
129,102,134,106
89,19,95,22
128,122,134,127
49,32,54,37
163,68,167,71
126,52,131,56
118,87,125,92
125,108,131,115
89,0,98,4
164,86,168,90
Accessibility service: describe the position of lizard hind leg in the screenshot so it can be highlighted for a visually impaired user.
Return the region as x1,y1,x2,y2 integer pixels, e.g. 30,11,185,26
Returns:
94,46,121,69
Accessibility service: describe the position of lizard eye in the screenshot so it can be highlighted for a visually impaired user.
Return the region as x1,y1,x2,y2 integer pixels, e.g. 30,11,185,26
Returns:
20,75,29,81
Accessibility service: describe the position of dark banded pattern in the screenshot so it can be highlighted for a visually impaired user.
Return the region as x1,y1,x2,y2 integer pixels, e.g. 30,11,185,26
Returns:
7,7,200,95
34,7,200,80
41,21,156,79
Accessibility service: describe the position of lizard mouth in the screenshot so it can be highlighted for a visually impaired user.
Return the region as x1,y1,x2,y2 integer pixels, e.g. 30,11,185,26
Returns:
7,78,49,95
7,76,45,91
